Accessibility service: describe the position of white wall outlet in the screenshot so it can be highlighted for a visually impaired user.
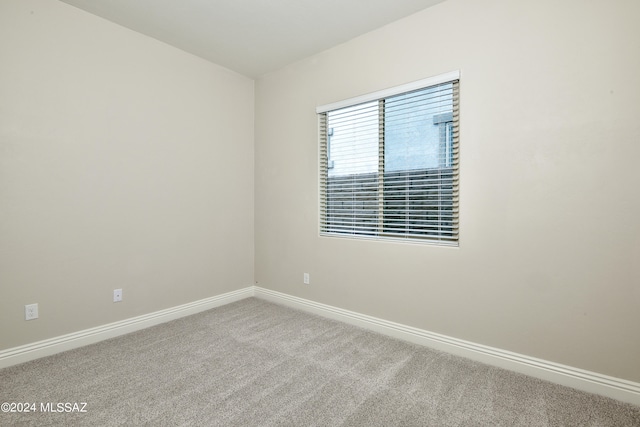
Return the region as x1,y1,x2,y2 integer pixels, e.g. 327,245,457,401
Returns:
25,303,38,320
113,289,123,302
303,273,310,285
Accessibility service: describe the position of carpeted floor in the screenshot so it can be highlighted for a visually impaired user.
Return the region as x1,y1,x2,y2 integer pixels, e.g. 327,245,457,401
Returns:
1,297,639,426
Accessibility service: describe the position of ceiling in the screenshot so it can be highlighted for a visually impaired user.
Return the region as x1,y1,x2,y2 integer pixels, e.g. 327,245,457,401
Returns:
59,0,446,78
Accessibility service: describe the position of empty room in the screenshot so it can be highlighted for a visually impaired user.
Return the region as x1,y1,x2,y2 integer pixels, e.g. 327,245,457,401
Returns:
1,0,639,425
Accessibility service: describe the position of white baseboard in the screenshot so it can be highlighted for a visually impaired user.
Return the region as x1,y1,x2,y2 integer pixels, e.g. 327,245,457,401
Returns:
2,285,638,407
254,286,640,407
0,286,254,370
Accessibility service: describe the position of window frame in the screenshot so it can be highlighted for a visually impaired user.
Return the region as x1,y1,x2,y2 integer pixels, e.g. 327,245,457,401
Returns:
317,71,460,246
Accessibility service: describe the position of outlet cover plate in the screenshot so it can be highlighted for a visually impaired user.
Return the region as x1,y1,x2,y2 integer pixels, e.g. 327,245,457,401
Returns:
25,303,38,320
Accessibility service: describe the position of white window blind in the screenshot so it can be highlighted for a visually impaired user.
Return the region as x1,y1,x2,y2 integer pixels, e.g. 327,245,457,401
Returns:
318,73,459,245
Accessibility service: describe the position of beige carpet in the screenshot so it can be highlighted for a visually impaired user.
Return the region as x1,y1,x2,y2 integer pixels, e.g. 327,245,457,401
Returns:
1,297,639,426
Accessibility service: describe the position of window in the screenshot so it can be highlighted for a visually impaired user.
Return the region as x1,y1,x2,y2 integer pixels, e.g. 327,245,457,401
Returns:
317,71,459,245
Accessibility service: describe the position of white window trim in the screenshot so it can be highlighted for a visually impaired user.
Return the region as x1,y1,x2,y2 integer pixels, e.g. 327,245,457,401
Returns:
316,70,460,114
317,70,460,246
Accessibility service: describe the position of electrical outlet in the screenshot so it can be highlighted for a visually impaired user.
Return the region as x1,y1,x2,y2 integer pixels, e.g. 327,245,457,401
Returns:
303,273,310,285
113,289,123,302
25,303,38,320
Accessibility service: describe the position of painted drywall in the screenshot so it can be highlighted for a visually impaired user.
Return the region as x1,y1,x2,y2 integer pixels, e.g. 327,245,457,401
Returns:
254,0,640,382
0,0,255,349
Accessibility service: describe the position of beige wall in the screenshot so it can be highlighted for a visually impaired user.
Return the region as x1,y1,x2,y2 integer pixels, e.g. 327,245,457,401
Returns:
254,0,640,382
0,0,254,349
